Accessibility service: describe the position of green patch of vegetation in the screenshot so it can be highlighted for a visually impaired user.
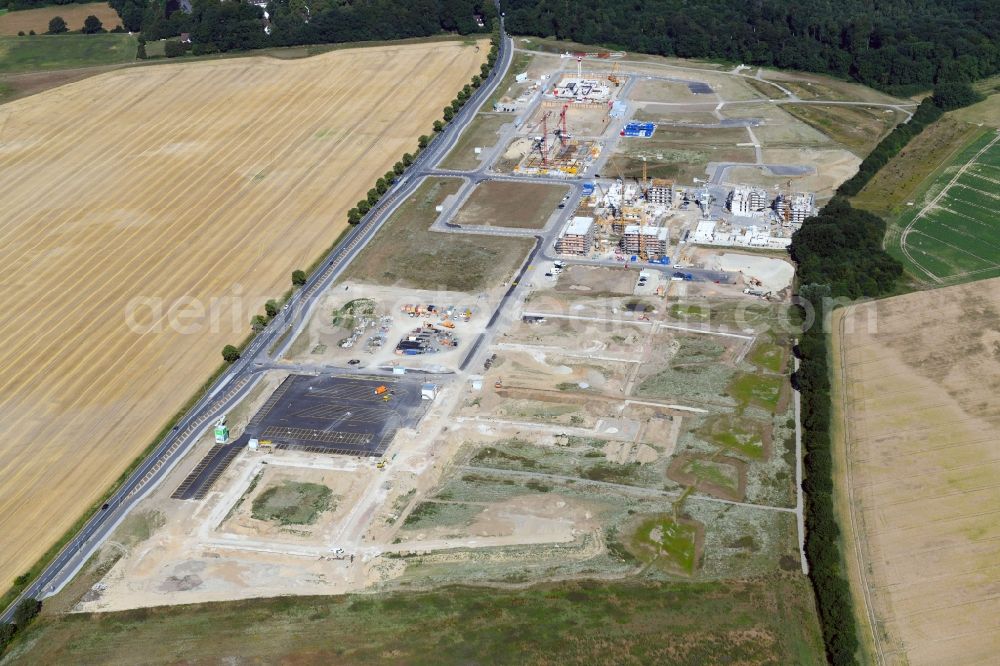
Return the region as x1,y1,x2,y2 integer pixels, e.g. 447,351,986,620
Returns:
578,462,642,484
8,577,824,664
401,501,481,529
749,341,785,373
668,303,710,319
636,362,735,403
331,298,376,327
698,414,767,460
882,131,1000,285
683,459,740,493
251,482,333,526
628,514,700,574
0,34,136,74
729,373,783,412
671,336,725,366
470,445,538,469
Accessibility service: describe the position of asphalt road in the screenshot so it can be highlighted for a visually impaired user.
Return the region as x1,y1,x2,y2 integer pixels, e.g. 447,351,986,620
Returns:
0,17,514,623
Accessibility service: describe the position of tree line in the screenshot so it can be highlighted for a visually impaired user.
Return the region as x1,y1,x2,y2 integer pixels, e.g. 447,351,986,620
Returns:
501,0,999,94
109,0,494,56
837,82,984,196
789,198,902,664
0,597,41,657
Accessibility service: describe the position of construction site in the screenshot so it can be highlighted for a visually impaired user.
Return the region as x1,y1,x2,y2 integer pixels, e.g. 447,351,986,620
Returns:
41,41,909,622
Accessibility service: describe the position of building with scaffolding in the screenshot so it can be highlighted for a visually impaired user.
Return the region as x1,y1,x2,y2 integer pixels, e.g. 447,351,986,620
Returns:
647,179,675,207
621,225,669,259
727,185,769,216
556,216,596,255
774,192,815,226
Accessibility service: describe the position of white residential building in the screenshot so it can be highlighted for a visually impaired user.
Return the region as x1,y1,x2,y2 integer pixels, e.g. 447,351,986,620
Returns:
728,185,769,216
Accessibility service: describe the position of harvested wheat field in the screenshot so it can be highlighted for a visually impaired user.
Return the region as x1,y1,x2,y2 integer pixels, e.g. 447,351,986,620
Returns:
0,2,122,34
832,279,1000,665
0,39,485,587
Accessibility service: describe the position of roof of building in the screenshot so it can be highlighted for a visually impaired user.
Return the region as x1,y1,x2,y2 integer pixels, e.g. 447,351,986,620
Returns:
564,216,594,236
623,224,669,240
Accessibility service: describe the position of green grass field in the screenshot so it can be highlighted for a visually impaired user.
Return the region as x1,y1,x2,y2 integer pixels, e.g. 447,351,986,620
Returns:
628,514,700,574
0,34,136,74
889,130,1000,285
5,577,824,664
251,481,333,525
729,373,783,412
699,414,767,459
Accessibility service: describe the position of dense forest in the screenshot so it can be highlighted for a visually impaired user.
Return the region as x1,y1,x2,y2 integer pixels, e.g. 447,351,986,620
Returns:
501,0,999,93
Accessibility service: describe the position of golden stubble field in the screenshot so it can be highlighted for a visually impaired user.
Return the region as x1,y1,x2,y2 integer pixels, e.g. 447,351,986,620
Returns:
832,279,1000,665
0,2,122,34
0,40,485,586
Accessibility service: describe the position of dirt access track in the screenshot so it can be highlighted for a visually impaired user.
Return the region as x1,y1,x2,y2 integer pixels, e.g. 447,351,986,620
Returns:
0,39,485,587
833,278,1000,665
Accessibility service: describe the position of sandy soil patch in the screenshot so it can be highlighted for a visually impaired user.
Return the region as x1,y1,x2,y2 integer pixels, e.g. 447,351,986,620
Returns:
833,279,1000,665
739,147,859,200
708,253,794,293
0,40,485,586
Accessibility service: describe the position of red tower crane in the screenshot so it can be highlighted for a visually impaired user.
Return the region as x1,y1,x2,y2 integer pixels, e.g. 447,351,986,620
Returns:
556,104,570,147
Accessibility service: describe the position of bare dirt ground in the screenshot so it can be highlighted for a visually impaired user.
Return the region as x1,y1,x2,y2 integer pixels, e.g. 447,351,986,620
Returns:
734,147,859,200
0,40,485,586
833,279,1000,665
0,2,121,34
284,281,495,371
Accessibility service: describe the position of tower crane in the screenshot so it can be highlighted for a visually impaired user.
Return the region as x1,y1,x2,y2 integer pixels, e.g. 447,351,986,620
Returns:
534,110,552,166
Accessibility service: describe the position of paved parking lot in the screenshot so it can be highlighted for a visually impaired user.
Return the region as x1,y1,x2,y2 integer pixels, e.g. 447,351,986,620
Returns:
173,374,427,499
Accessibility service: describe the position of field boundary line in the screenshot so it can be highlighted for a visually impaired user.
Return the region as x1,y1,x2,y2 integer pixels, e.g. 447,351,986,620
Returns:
835,307,886,665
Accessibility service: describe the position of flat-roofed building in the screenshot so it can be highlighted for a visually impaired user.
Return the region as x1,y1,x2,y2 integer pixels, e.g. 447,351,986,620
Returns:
556,216,595,255
621,224,669,258
647,178,674,206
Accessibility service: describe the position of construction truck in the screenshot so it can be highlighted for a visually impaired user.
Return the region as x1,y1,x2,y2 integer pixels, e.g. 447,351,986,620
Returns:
374,385,388,396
